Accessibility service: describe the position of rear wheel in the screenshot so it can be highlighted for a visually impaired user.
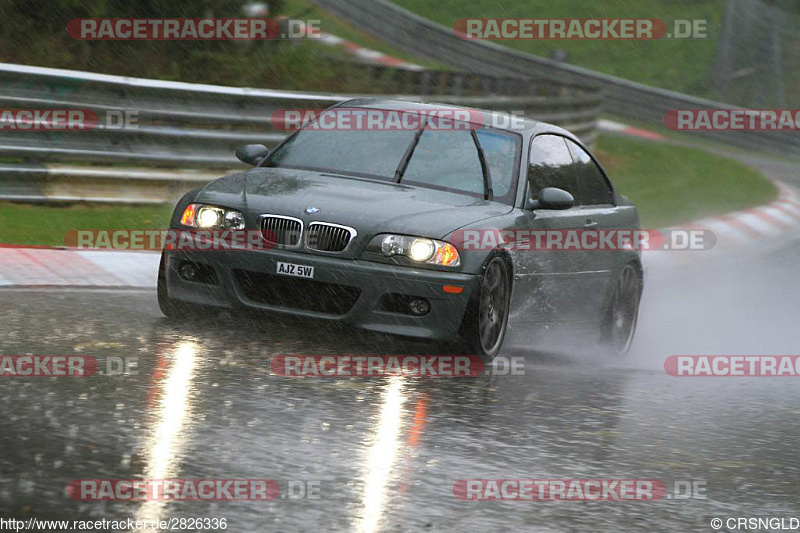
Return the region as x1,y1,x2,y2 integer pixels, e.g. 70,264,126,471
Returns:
602,263,642,355
463,256,511,359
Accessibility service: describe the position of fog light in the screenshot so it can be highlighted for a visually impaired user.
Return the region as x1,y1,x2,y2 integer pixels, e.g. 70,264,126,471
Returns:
179,261,199,281
408,297,430,316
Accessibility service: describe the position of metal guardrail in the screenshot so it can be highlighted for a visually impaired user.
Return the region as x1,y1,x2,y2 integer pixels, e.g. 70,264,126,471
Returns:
0,61,600,203
339,60,599,97
0,63,343,169
310,0,800,156
342,62,602,143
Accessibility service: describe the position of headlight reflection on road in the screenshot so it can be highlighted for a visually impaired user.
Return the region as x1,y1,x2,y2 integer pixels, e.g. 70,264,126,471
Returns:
134,339,199,527
357,376,407,533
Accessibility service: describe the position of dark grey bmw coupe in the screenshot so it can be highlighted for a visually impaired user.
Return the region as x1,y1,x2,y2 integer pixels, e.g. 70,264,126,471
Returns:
158,99,643,357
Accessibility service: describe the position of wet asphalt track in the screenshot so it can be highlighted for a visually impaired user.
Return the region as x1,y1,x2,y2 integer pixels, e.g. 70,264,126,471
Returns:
2,152,800,532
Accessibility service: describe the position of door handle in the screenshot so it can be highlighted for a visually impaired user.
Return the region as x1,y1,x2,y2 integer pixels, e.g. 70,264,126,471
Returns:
584,219,598,228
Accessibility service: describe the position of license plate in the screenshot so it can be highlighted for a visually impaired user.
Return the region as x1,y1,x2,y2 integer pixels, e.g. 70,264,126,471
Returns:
276,261,314,279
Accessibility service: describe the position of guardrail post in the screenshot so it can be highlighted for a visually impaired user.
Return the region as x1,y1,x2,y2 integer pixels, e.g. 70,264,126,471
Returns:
419,70,431,95
452,74,464,96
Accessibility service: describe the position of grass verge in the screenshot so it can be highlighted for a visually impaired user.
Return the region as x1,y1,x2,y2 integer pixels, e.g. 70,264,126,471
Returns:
596,135,777,228
0,0,439,92
393,0,725,97
0,203,173,248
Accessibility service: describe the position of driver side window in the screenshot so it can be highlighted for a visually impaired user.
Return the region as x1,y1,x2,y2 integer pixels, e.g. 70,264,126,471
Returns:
565,139,614,205
527,135,576,203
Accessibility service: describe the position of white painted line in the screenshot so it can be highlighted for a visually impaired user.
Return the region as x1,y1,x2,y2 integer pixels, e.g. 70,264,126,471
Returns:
597,119,628,133
776,201,800,218
355,49,384,60
696,217,757,241
76,251,159,288
761,206,797,226
319,34,345,45
734,212,782,235
698,219,751,245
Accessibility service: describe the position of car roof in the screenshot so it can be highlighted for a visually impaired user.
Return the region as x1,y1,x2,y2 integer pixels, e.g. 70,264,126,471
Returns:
333,98,574,138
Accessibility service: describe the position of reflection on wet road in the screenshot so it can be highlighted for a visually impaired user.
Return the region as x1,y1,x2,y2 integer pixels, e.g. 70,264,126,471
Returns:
134,340,199,527
1,231,800,531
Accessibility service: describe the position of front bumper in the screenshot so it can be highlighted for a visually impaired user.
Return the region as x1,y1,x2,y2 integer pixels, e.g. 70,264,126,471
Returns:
164,247,478,341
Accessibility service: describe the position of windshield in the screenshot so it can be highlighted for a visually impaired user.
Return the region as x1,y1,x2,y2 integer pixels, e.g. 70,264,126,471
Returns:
265,108,521,204
266,125,416,180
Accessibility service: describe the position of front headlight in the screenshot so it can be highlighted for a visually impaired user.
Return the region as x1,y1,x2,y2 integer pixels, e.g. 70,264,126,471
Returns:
369,234,460,267
179,203,245,230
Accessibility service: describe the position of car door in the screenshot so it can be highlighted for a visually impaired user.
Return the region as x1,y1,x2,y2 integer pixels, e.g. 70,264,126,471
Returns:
508,134,599,326
565,138,627,319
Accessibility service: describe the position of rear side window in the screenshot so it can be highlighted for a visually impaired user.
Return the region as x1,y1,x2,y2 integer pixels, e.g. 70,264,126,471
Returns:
527,134,576,200
566,139,614,205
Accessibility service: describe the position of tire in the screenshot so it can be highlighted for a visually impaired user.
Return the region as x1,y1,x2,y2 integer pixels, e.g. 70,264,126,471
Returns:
157,252,187,318
156,252,218,319
463,255,512,359
601,262,643,355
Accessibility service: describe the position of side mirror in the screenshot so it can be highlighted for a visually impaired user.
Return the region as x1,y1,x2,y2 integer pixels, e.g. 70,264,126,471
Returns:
529,187,574,210
235,144,269,166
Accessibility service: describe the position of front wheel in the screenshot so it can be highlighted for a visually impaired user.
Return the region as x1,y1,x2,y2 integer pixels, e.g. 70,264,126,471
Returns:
156,252,218,319
157,252,188,318
602,263,643,355
463,256,511,359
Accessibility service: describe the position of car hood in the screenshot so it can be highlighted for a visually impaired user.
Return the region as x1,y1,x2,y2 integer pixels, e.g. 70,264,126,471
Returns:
197,167,513,240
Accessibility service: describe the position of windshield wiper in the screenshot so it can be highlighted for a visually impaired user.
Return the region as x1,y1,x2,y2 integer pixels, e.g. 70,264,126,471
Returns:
471,130,494,201
394,117,430,183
